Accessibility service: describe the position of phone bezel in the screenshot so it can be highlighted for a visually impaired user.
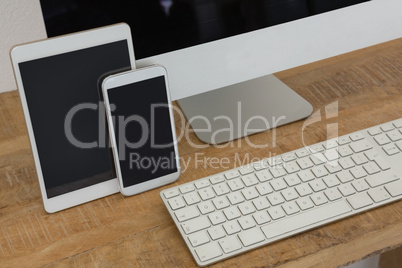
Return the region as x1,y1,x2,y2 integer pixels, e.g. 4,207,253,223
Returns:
102,66,181,196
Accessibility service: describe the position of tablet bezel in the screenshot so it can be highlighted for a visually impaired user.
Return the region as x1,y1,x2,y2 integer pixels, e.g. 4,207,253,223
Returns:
10,23,136,213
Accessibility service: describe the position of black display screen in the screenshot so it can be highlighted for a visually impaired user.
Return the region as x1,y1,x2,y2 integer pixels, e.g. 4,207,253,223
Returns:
107,76,177,187
19,40,131,198
40,0,369,59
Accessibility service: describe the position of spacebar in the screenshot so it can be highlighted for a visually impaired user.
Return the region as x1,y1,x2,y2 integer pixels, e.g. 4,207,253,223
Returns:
261,201,352,239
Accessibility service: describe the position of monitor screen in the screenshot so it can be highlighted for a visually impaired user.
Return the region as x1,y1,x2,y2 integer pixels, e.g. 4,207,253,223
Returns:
40,0,369,60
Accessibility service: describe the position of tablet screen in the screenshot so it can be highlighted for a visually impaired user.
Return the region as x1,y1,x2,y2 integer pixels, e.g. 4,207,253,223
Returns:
19,40,131,198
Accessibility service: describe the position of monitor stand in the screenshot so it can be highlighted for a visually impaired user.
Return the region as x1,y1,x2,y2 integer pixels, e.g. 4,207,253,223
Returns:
177,74,313,144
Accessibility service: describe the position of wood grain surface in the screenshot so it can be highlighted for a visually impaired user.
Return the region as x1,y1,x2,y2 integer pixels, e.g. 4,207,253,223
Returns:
0,39,401,267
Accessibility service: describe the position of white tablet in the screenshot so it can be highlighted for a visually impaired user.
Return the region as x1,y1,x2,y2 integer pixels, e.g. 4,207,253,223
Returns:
11,23,136,213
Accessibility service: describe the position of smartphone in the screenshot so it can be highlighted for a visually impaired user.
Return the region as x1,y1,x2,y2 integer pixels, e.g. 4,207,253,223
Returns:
102,66,180,196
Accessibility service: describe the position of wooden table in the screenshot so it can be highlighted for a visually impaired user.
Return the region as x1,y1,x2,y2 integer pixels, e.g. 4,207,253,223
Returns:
0,39,401,267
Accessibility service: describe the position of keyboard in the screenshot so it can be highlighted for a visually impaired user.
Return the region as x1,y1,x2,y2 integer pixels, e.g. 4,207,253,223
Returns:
160,118,402,266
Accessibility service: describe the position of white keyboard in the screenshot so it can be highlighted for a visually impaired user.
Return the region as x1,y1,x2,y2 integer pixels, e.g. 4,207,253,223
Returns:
160,118,402,266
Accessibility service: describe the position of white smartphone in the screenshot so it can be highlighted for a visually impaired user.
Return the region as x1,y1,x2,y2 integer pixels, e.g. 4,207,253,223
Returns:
102,66,180,196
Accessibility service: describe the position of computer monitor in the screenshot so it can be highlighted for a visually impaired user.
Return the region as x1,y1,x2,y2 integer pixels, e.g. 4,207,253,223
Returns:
40,0,402,144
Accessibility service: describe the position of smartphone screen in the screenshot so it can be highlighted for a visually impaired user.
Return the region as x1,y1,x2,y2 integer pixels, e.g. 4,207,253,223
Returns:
106,75,178,187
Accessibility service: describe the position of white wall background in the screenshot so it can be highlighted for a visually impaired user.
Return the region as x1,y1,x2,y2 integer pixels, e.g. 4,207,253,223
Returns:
0,0,46,94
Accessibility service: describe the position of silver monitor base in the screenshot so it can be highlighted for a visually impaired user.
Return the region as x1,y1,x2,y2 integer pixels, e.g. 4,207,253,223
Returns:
177,74,313,144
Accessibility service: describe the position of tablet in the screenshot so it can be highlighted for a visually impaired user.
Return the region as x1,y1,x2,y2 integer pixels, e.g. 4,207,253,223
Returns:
11,23,136,213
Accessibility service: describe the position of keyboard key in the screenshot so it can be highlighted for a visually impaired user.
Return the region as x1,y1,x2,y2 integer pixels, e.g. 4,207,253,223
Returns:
336,170,354,183
308,144,324,153
219,236,242,253
253,197,270,210
382,144,400,156
223,207,241,220
296,197,315,210
238,215,256,229
311,166,329,178
295,184,313,197
338,136,351,145
238,228,265,247
255,170,273,182
284,174,301,187
338,145,354,157
268,192,285,206
338,183,356,196
168,196,186,210
270,167,287,178
296,148,310,158
253,211,271,225
298,170,315,182
227,178,244,191
198,201,215,215
282,201,300,215
225,170,240,180
310,153,326,165
208,211,226,225
365,173,399,187
281,188,299,201
267,206,286,220
368,127,382,136
309,179,327,192
350,166,367,179
262,201,351,238
182,217,211,234
188,231,210,247
350,140,373,153
270,178,287,191
175,206,200,222
310,192,328,206
380,123,395,132
384,180,402,197
183,192,201,205
362,162,381,175
351,153,368,165
227,192,245,205
297,157,314,169
241,174,259,187
338,157,355,169
324,149,339,161
210,175,225,184
367,187,390,203
324,188,342,201
213,196,230,210
208,226,226,240
180,184,195,194
284,161,300,174
223,221,241,235
281,152,297,162
324,162,342,174
213,183,230,196
352,180,370,192
347,193,373,209
163,188,180,199
195,242,222,262
349,133,364,141
323,139,338,149
239,166,254,175
386,129,402,142
374,134,391,146
238,201,256,215
255,182,273,196
323,175,340,188
241,187,259,200
199,187,216,200
195,180,210,189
